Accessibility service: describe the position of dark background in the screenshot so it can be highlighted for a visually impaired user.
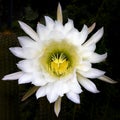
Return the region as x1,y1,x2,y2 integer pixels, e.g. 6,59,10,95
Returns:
0,0,120,120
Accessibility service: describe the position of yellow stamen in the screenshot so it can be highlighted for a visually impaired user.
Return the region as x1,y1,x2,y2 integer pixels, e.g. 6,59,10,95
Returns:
50,53,69,76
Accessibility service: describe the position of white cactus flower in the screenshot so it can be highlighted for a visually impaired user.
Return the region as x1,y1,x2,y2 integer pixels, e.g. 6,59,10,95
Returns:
2,3,116,117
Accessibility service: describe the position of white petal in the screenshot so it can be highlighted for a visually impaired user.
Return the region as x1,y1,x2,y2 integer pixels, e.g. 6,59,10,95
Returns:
18,73,32,84
77,75,99,93
79,46,94,59
54,97,62,117
17,60,39,73
9,47,23,58
18,36,38,48
46,84,59,103
66,25,88,46
9,47,38,59
37,23,50,41
82,43,96,52
64,19,74,34
56,81,69,97
32,78,47,86
45,16,54,29
98,75,117,84
83,27,104,46
69,82,82,94
77,61,91,72
80,68,105,78
54,21,64,32
88,52,107,63
36,87,46,99
48,30,64,41
2,72,23,80
18,21,39,41
81,51,93,59
66,92,80,104
66,28,81,45
79,25,89,44
32,72,48,86
37,23,45,37
68,74,82,93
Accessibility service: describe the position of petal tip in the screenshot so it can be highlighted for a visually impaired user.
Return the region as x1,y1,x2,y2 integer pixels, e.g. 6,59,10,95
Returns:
18,20,23,26
2,76,7,80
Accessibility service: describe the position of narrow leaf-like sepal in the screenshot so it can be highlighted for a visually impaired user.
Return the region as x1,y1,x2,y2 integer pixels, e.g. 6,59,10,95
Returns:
21,86,40,101
57,3,63,23
54,97,62,117
88,22,96,33
98,75,117,84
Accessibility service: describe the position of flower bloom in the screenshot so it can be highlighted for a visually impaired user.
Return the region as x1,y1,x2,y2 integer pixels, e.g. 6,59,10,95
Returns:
2,4,116,116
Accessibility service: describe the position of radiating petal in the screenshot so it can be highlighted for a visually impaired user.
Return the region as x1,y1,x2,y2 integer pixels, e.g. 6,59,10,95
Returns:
48,30,64,41
66,92,80,104
9,47,23,58
98,75,117,83
79,68,105,78
36,86,46,99
45,16,54,29
37,23,50,41
81,51,93,59
32,72,48,86
64,19,74,34
18,36,38,48
37,22,45,37
2,72,23,80
32,78,47,86
17,59,39,73
77,75,99,93
18,73,32,84
54,21,64,32
54,97,62,117
88,52,107,63
66,28,81,45
17,60,31,72
56,81,69,97
9,47,38,59
18,21,39,41
68,76,83,94
66,25,88,46
83,27,104,46
79,25,89,44
77,61,91,72
46,84,59,103
82,43,96,52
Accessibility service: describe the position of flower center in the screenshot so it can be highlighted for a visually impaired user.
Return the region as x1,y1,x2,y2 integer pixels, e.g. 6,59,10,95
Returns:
50,52,69,76
40,40,78,78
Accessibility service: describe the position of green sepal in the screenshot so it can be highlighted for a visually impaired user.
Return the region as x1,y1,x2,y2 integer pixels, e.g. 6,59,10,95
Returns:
21,86,40,101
